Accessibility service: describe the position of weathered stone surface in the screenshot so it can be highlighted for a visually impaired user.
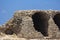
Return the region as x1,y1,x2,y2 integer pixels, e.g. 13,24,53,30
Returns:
0,10,60,39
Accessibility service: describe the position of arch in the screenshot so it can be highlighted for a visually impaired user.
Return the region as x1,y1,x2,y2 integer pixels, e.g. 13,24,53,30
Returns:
53,14,60,30
32,12,49,36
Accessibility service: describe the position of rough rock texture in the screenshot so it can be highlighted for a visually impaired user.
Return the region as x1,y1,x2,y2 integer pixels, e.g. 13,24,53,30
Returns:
0,10,60,40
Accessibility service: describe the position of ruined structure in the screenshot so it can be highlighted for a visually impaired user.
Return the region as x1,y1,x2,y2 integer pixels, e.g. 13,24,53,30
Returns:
0,10,60,39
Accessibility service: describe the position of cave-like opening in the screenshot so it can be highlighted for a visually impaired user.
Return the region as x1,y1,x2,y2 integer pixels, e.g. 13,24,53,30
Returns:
32,12,49,36
53,14,60,30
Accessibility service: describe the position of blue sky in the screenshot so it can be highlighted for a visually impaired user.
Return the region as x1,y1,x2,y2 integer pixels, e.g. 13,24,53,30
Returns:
0,0,60,25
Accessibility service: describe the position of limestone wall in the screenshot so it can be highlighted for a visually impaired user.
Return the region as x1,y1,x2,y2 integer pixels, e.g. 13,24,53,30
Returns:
0,10,60,39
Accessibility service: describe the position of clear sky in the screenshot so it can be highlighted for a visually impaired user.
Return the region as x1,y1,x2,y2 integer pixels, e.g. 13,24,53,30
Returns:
0,0,60,25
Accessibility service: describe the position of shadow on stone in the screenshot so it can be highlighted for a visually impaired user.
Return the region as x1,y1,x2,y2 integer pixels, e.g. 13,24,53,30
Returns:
32,12,49,36
53,14,60,30
5,29,14,35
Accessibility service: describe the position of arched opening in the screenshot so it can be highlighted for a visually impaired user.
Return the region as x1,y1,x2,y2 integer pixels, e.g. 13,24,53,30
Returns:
53,14,60,30
5,29,14,35
32,12,49,36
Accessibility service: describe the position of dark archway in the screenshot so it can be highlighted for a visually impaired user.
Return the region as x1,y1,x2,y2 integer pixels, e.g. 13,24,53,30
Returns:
32,12,49,36
53,14,60,30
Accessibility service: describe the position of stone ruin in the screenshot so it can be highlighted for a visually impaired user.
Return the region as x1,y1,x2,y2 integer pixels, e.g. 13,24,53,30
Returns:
0,10,60,39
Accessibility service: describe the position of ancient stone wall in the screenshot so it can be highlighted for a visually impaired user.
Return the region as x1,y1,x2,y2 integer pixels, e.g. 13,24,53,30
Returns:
0,10,60,39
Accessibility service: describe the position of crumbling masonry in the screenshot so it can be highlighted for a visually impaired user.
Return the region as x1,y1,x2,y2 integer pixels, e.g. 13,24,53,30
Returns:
0,10,60,39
